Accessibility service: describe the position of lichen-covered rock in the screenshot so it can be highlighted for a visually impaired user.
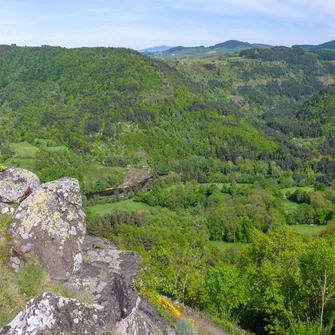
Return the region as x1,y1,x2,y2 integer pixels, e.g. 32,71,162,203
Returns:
0,167,40,204
0,293,177,335
9,178,86,279
67,236,142,323
66,236,178,335
0,293,107,335
1,170,177,335
1,236,178,335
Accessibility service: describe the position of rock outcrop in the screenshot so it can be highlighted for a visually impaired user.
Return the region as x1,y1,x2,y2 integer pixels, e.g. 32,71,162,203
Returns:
0,291,176,335
9,178,86,278
0,293,107,335
0,173,178,335
65,236,176,334
0,167,40,205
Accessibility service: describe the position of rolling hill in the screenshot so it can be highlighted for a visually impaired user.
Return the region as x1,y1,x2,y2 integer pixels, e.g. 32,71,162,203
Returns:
139,45,174,53
0,44,334,192
145,39,271,60
293,39,335,50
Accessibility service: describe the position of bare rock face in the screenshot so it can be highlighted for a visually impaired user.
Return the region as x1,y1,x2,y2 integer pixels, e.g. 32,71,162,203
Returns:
0,292,177,335
9,178,86,279
0,167,40,204
65,236,177,335
0,293,107,335
67,236,142,324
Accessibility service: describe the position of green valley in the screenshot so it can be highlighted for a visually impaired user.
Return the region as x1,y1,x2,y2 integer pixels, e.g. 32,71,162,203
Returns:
1,42,335,334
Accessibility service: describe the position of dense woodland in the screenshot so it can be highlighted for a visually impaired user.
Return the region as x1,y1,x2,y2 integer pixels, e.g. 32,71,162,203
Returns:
1,44,335,334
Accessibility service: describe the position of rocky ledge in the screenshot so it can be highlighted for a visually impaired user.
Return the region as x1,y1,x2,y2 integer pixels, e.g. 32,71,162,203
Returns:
0,167,177,335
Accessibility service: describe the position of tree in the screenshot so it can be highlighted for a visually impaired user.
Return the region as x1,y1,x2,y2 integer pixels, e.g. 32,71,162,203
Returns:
202,266,243,318
291,204,314,225
238,228,305,333
299,238,335,333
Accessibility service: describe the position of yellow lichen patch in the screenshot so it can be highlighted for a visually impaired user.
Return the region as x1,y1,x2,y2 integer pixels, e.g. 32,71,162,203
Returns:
17,192,53,236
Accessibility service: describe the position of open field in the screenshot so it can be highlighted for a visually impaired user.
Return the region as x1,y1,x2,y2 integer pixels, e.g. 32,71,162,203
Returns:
10,142,39,158
88,200,151,216
280,186,315,213
290,224,326,238
81,164,125,188
282,199,300,213
209,225,327,251
209,241,249,251
4,157,36,171
280,186,315,197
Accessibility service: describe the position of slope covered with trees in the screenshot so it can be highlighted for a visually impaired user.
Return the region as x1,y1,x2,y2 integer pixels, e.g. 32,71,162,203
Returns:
1,44,335,334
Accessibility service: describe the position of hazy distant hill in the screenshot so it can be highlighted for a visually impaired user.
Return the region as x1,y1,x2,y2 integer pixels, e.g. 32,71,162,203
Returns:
139,45,174,53
293,40,335,50
210,40,253,49
146,40,271,60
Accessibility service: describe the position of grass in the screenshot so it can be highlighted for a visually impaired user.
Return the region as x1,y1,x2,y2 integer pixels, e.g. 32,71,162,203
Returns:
280,186,315,197
89,199,151,216
290,224,326,238
0,215,92,327
209,241,249,251
0,215,26,326
82,163,124,180
4,157,37,171
10,142,69,157
282,199,300,213
82,163,125,187
280,186,315,214
10,142,39,158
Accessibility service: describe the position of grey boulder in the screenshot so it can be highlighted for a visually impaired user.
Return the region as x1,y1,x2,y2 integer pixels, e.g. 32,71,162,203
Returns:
0,167,40,204
66,236,178,335
10,178,86,279
1,237,178,335
0,293,107,335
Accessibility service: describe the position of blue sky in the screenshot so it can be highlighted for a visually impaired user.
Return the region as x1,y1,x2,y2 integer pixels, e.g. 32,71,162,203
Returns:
1,0,335,49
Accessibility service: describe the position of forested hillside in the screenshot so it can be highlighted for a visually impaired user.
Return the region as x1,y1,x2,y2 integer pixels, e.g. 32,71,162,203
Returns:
1,44,335,334
1,45,335,188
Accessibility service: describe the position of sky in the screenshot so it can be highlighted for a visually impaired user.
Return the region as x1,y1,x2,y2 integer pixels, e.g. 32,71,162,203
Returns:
1,0,335,49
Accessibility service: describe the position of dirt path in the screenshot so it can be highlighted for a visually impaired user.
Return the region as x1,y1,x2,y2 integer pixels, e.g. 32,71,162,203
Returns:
184,309,230,335
196,318,230,335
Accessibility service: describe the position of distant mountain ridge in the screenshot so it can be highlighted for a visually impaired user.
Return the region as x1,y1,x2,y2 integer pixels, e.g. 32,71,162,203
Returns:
293,40,335,50
146,40,271,60
139,45,174,53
